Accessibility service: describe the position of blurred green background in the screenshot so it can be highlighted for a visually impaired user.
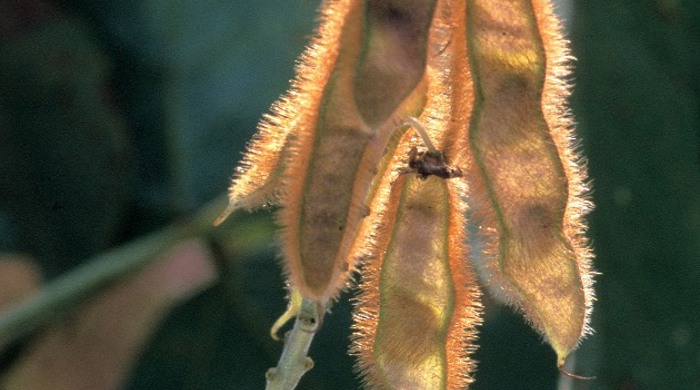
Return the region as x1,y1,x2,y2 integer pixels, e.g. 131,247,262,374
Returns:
0,0,698,389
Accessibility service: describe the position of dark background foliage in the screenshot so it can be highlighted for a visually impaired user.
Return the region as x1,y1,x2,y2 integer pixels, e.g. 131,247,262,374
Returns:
0,0,698,389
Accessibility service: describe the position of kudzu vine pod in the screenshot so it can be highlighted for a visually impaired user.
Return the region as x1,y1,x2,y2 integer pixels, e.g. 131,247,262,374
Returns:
463,0,595,366
353,174,481,390
215,0,349,224
353,10,482,385
279,0,438,302
218,0,438,302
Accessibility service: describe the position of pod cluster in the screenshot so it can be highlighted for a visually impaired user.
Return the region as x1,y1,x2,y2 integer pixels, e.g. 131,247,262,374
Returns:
220,0,595,388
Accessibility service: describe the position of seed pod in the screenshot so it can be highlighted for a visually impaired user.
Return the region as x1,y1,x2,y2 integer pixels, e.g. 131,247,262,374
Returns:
354,0,437,127
353,174,481,390
352,8,482,385
215,0,350,225
279,0,438,302
463,0,594,366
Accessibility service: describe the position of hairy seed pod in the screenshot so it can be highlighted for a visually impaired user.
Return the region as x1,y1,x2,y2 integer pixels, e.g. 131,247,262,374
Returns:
279,0,438,302
354,0,437,127
353,7,482,385
464,0,594,366
353,175,481,390
216,0,350,224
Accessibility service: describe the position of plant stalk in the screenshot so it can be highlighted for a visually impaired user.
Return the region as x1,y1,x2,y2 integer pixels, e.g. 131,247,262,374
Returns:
0,195,227,344
265,297,320,390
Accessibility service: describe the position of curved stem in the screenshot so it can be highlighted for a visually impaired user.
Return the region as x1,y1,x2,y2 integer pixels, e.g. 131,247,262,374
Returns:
402,116,438,154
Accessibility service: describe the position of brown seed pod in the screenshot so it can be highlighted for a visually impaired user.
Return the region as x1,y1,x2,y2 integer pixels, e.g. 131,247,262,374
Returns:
278,0,438,302
353,174,481,390
462,0,595,366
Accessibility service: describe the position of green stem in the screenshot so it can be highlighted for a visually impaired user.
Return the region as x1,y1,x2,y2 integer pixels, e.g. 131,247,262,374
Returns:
265,297,321,390
0,195,227,344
